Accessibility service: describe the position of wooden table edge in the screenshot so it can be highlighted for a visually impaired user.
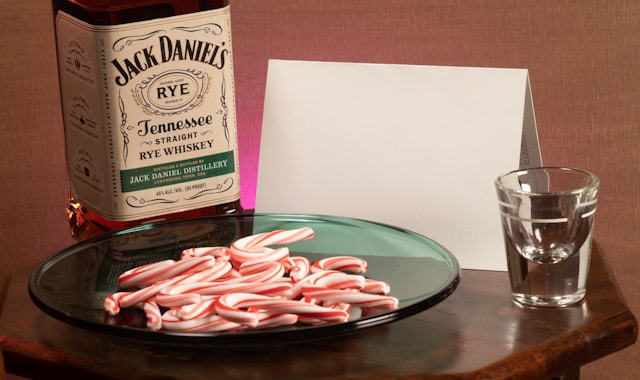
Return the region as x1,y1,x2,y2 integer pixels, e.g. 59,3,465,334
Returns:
0,242,637,380
458,243,639,380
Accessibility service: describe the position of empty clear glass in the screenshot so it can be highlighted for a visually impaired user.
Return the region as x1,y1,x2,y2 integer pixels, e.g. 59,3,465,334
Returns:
495,167,599,307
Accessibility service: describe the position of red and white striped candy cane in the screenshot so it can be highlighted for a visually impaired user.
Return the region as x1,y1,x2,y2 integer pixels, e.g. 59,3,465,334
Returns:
213,295,261,327
229,246,290,267
116,259,174,288
193,260,233,282
248,312,299,329
362,279,391,295
311,271,366,290
227,261,285,283
284,256,311,282
216,293,350,327
288,270,337,299
161,281,293,299
181,246,231,262
229,228,314,265
300,287,399,310
231,227,314,253
162,311,241,332
118,256,216,288
310,256,368,274
137,301,162,331
154,292,201,308
175,298,218,320
117,280,173,309
104,292,127,315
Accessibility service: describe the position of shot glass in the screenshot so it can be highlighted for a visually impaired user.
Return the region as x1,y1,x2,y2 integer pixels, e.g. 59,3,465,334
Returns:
495,167,599,307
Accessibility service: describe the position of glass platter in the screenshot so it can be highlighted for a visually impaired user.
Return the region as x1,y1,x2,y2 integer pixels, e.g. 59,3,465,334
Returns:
29,213,460,347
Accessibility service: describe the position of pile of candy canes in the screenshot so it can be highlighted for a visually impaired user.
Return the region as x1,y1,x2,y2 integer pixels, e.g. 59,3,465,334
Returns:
104,227,399,333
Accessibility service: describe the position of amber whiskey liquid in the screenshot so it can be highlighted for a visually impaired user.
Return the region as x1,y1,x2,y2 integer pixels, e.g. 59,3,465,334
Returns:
52,0,242,240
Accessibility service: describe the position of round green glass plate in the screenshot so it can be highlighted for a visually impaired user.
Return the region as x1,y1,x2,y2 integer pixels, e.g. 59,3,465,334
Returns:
29,214,460,346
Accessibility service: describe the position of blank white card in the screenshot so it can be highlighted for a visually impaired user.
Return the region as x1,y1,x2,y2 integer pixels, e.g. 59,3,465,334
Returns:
256,60,540,271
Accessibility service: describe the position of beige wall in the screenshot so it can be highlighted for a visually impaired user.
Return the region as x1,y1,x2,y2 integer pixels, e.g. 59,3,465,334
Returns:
1,1,638,378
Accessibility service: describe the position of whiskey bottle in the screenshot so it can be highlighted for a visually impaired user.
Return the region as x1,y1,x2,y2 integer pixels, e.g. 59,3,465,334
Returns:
51,0,242,240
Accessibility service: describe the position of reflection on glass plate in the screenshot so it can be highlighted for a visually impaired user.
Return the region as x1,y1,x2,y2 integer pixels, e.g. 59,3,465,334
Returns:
29,214,460,346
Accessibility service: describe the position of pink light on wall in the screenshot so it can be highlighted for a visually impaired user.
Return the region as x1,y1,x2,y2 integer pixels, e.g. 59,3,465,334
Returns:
234,56,266,212
237,121,260,211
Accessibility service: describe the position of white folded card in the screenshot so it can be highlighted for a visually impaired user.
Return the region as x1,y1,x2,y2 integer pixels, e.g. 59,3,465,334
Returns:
255,60,541,271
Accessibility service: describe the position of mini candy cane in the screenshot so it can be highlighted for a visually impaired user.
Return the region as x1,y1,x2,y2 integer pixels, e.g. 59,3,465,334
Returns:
162,311,241,332
310,256,368,274
154,292,202,308
216,293,350,327
138,301,162,331
227,261,285,283
242,247,291,266
176,298,218,320
181,246,231,262
312,272,366,290
284,256,311,282
248,312,299,329
184,318,243,333
116,259,174,288
117,280,174,309
231,227,315,253
229,227,314,265
161,281,293,299
118,256,217,288
300,287,399,310
104,292,127,316
288,270,337,300
362,279,391,295
213,295,261,327
238,255,288,275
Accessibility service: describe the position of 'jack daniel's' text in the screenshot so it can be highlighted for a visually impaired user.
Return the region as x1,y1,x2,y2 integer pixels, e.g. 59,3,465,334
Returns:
111,35,228,86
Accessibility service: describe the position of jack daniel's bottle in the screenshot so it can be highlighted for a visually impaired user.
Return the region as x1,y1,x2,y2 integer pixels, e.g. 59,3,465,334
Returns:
52,0,242,240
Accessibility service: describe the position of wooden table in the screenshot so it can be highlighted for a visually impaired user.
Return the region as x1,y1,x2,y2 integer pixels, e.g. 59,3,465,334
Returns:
0,243,636,379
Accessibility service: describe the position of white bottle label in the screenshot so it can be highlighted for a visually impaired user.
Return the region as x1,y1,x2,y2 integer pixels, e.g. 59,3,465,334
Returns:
55,6,240,222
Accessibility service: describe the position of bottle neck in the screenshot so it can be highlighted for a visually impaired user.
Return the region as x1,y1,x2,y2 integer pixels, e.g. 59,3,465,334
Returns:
54,0,229,25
